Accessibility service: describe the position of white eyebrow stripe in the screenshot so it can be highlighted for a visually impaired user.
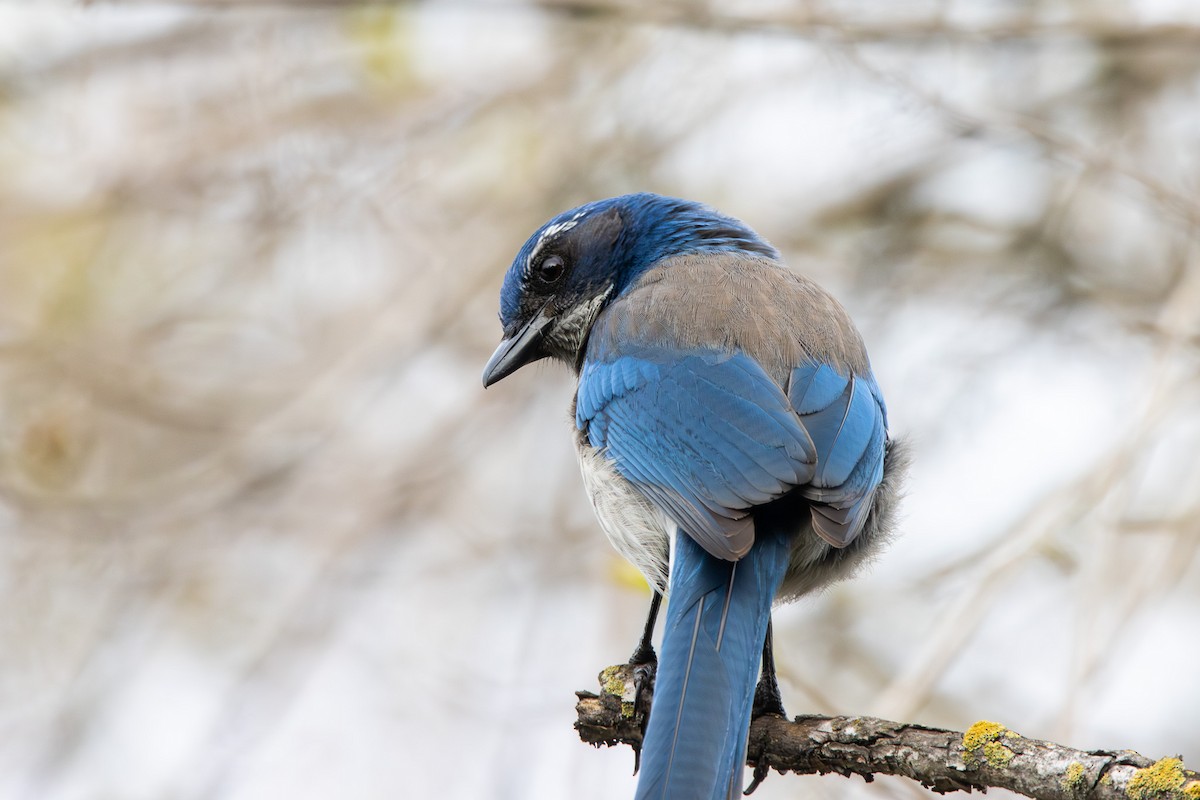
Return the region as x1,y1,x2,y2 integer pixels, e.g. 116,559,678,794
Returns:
527,210,588,271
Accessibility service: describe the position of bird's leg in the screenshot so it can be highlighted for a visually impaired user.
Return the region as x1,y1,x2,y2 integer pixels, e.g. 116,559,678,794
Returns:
628,590,661,775
629,589,662,666
745,617,786,794
751,617,786,719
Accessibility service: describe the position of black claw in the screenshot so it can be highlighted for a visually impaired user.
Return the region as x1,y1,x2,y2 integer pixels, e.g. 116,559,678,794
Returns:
631,659,657,720
744,762,770,795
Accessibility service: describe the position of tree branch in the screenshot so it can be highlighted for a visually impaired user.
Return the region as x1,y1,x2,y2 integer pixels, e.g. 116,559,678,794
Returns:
575,664,1200,800
534,0,1200,49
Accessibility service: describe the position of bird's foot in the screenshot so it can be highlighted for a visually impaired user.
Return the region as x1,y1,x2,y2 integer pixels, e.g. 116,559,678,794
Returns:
744,673,786,794
751,672,787,720
628,649,656,775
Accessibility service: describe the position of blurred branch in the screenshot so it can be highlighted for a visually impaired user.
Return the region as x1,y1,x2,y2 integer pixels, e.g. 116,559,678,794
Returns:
7,17,235,81
577,664,1200,800
535,1,1200,48
40,2,1200,236
565,0,1200,235
831,46,1200,233
102,1,1200,49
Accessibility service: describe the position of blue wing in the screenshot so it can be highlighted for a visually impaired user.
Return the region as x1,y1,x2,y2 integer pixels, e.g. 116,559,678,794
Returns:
576,345,817,560
577,350,888,555
788,362,888,546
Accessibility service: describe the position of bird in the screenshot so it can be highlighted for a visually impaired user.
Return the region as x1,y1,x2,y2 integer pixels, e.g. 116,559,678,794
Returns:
482,193,905,800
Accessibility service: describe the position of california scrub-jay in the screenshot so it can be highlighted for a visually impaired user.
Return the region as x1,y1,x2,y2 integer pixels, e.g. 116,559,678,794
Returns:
482,193,904,800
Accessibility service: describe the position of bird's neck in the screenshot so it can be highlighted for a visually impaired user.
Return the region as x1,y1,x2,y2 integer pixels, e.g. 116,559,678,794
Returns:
544,285,614,368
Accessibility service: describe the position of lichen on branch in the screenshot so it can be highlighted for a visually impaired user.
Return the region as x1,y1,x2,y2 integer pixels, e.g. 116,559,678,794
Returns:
575,664,1200,800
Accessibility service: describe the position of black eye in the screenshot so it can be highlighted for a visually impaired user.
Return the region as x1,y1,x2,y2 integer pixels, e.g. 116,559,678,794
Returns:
534,254,565,285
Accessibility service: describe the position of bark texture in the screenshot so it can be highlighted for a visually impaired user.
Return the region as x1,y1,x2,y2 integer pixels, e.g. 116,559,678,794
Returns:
576,664,1200,800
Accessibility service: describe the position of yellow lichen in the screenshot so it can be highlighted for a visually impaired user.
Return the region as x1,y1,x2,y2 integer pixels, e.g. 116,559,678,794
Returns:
1062,762,1088,793
599,666,626,698
598,666,636,719
963,721,1008,753
1183,781,1200,800
1127,757,1187,800
962,721,1017,769
983,741,1015,768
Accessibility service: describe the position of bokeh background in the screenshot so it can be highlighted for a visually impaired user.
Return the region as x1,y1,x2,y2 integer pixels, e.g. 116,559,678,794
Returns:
1,3,1198,799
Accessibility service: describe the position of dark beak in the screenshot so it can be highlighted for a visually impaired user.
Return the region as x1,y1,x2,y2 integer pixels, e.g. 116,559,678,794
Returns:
482,308,554,388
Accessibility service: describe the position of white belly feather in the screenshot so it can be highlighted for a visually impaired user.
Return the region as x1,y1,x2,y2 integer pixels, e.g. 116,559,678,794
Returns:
575,438,673,593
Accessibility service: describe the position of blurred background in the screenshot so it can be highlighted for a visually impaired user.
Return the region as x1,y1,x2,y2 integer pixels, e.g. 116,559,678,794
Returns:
1,2,1198,799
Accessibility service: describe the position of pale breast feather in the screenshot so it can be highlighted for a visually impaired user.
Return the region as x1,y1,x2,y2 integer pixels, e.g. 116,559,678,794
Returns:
575,434,673,592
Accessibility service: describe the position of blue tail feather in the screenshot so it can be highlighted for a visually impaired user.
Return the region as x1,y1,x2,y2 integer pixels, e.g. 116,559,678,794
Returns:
634,528,792,800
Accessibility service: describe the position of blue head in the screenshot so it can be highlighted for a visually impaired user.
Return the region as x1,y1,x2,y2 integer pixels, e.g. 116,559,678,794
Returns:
482,193,778,387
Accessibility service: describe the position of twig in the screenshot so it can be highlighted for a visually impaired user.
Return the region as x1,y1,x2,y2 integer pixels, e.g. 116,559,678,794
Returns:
576,664,1200,800
533,2,1200,49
